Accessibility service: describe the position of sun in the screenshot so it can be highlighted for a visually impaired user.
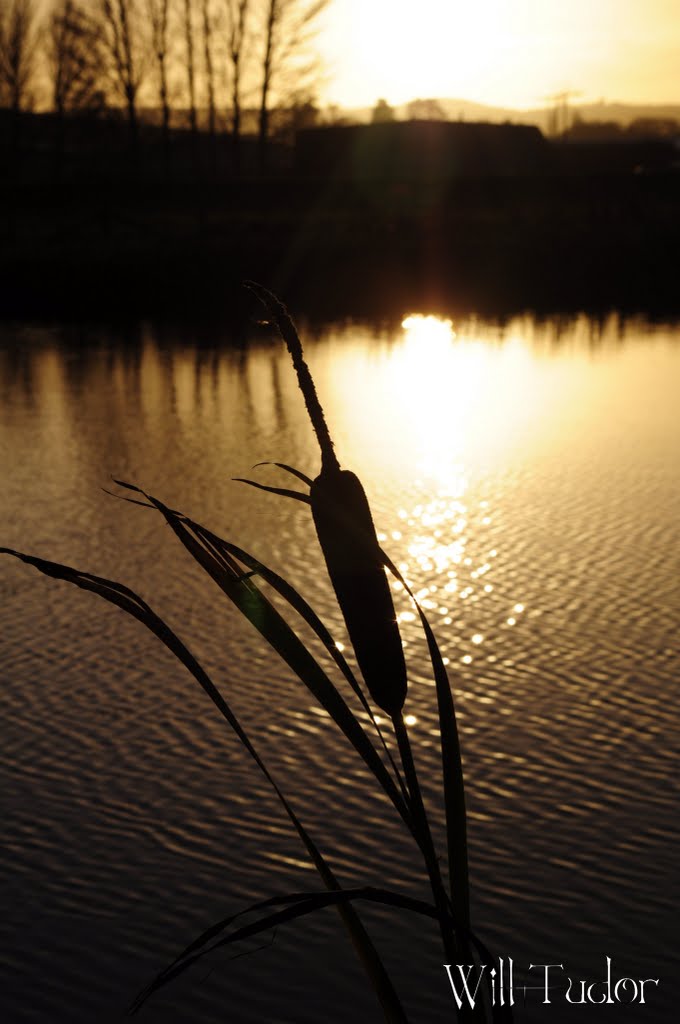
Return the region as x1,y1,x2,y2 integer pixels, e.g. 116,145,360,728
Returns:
357,1,514,97
321,0,537,108
319,0,680,111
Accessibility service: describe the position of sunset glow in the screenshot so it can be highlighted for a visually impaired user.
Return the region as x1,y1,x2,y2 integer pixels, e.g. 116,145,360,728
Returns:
319,0,680,110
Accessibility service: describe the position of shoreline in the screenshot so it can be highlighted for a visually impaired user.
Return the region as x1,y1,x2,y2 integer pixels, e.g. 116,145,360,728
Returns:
2,178,679,323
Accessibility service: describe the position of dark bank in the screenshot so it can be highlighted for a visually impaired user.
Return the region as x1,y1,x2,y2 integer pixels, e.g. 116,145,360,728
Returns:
2,113,679,322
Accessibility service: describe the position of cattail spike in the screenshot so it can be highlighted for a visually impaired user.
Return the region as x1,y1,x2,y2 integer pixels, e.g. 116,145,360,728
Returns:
311,469,407,716
245,282,408,716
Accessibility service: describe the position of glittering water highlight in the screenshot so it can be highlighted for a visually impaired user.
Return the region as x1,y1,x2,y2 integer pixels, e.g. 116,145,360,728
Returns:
1,313,678,1023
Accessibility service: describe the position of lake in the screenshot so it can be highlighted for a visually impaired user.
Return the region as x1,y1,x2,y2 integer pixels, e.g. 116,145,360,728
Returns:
1,310,678,1023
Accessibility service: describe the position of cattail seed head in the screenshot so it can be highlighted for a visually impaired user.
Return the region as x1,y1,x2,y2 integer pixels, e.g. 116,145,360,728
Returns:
311,468,407,717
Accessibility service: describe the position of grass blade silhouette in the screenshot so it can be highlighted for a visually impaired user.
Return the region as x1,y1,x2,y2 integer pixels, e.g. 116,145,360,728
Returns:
111,480,413,833
0,545,409,1024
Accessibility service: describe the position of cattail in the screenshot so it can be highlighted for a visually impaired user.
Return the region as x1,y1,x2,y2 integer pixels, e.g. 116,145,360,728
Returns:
246,282,407,717
311,468,407,716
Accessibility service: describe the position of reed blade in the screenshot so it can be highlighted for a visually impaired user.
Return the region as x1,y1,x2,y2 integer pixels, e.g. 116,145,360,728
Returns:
130,885,450,1016
380,548,470,931
112,481,412,834
1,544,409,1024
252,461,315,487
181,470,469,923
187,522,410,810
233,478,311,503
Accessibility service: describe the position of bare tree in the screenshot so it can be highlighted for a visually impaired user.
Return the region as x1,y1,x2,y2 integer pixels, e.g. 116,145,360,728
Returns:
182,0,197,135
97,0,147,147
48,0,105,175
146,0,171,148
225,0,249,154
0,0,38,114
256,0,328,168
200,0,216,139
49,1,105,117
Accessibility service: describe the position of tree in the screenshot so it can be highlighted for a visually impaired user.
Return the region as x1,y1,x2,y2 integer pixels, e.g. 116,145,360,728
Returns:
48,0,105,118
321,102,348,126
146,0,171,149
407,97,446,121
200,0,216,140
0,0,38,113
97,0,148,147
256,0,328,168
181,0,197,136
48,0,105,176
225,0,249,156
371,97,394,124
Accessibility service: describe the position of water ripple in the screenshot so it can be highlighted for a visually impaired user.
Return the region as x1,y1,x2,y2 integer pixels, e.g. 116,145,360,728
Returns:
1,316,678,1022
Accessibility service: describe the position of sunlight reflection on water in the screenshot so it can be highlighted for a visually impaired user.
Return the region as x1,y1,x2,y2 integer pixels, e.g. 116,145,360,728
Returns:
1,312,679,1023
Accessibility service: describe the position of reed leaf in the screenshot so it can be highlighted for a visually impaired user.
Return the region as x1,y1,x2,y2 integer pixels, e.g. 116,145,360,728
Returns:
232,478,312,503
252,461,315,487
229,473,470,933
111,480,413,834
131,886,452,1014
224,471,470,930
186,522,409,807
0,545,409,1024
111,478,408,810
132,886,511,1022
380,549,470,931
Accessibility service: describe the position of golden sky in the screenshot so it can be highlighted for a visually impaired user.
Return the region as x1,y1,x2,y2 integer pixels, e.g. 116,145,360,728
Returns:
317,0,680,110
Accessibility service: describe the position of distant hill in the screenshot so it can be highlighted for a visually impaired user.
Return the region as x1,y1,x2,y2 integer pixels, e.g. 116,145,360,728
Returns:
338,98,680,133
341,98,520,125
522,101,680,134
133,96,680,139
556,101,680,126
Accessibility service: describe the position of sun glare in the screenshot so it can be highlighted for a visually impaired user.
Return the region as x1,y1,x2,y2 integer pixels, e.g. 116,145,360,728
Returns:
401,314,455,345
386,313,492,490
330,0,518,105
330,313,566,501
320,0,680,109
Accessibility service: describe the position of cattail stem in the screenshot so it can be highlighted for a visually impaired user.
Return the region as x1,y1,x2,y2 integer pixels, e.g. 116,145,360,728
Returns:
392,714,454,958
245,281,339,475
393,713,483,1023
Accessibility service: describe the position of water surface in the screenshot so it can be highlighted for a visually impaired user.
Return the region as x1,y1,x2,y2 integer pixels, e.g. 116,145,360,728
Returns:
1,312,678,1023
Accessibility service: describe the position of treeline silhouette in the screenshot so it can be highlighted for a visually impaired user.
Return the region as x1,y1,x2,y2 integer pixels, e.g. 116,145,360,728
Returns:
0,0,327,176
2,0,680,320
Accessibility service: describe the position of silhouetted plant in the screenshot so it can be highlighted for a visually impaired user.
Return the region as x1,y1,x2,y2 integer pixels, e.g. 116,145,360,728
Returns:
2,286,508,1024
